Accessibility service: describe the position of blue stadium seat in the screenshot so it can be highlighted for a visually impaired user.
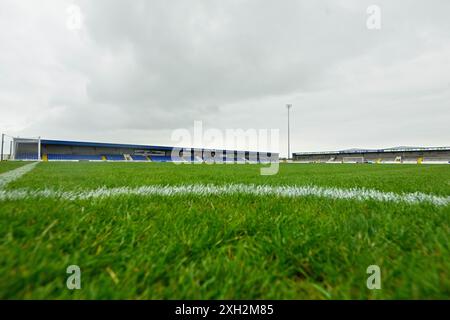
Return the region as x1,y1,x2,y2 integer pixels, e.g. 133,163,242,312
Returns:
47,154,102,161
105,154,124,161
15,153,39,160
131,155,148,161
150,155,173,162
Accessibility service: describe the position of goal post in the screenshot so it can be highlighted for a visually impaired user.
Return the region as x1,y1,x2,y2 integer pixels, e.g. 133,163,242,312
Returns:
342,156,364,163
11,136,42,161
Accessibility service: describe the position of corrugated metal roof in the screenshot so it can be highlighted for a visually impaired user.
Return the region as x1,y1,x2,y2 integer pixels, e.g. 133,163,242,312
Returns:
41,139,174,150
40,139,273,154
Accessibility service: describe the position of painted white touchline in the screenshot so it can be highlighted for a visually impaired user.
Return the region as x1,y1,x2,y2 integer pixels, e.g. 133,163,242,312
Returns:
0,183,448,206
0,162,39,189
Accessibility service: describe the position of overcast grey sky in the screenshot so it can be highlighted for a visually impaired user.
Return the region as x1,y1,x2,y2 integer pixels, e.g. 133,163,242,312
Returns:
1,0,449,156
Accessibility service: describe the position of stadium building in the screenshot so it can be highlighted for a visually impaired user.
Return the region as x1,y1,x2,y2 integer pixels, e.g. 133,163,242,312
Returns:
293,147,450,164
10,138,277,163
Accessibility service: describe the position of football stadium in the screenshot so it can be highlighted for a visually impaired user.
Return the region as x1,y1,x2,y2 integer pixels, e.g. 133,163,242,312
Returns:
0,134,449,300
7,137,277,163
293,146,450,164
1,1,449,313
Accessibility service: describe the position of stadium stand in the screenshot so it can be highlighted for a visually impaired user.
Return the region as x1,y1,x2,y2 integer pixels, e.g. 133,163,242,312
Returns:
293,147,450,164
10,138,279,164
130,155,148,161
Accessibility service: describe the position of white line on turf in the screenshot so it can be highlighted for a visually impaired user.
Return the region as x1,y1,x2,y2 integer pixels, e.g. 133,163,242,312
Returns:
0,162,39,189
0,183,448,206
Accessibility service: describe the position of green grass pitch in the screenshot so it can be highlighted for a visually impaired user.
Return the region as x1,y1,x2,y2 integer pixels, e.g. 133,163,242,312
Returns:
0,161,449,299
0,161,28,174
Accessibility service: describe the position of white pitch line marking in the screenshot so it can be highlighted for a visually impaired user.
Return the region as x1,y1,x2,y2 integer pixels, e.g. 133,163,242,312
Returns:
0,183,448,206
0,162,39,189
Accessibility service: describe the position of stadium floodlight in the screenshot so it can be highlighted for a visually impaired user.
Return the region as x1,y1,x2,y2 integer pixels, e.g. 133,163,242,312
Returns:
1,133,4,161
38,136,41,161
286,104,292,159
